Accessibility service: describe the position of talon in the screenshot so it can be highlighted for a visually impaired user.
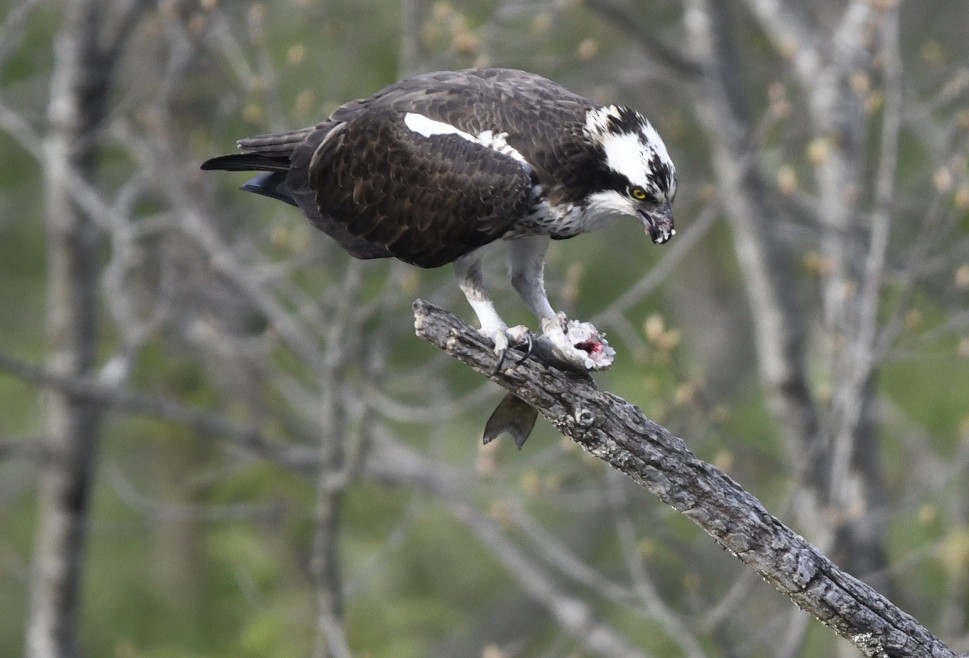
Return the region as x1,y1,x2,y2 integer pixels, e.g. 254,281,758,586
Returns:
490,325,532,372
512,333,533,364
491,347,508,375
485,327,511,375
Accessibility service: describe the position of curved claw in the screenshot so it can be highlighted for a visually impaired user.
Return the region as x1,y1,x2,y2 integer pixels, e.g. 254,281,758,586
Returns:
512,333,533,365
490,326,532,374
492,335,533,374
490,347,508,375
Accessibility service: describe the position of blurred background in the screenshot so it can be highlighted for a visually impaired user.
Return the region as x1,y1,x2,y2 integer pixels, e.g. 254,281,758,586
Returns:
2,0,969,656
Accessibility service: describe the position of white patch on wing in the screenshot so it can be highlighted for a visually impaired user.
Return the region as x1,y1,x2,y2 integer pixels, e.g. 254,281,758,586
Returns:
404,112,477,141
403,113,531,170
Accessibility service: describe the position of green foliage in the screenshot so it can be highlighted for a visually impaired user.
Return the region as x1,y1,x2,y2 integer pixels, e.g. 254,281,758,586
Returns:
883,351,969,441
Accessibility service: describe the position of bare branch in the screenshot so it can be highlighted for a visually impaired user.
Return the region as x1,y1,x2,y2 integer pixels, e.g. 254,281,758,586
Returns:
26,1,114,653
451,500,653,658
0,98,43,158
0,350,318,471
739,0,822,86
363,425,654,658
683,0,818,450
0,0,45,70
583,0,702,77
413,299,960,658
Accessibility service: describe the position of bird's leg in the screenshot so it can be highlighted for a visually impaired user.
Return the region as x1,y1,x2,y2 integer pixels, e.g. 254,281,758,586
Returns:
453,252,531,370
509,235,558,337
509,236,615,371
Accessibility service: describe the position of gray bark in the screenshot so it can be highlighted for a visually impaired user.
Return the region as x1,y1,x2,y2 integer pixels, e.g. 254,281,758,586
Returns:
413,299,961,658
26,2,149,656
685,0,893,600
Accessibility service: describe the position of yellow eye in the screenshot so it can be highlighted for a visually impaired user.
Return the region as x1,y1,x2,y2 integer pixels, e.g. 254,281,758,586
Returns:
630,186,648,201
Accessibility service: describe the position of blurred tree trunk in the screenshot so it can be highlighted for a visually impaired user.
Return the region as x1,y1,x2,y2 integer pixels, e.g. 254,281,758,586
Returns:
26,2,146,656
684,0,894,624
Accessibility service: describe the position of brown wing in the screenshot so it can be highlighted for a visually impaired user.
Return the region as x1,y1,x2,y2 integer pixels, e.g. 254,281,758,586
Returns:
287,107,535,268
203,68,598,263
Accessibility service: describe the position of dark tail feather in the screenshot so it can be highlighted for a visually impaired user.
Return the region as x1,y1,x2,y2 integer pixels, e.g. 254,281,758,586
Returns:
200,153,296,206
240,172,297,207
238,127,314,152
199,153,290,172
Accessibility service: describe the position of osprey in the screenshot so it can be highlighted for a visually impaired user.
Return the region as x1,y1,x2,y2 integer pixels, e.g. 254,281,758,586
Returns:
202,68,676,369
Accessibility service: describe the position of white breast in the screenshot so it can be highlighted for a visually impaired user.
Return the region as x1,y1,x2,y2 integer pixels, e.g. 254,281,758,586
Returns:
504,194,623,240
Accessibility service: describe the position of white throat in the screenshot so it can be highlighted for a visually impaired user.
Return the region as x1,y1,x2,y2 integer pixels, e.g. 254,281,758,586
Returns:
583,190,635,227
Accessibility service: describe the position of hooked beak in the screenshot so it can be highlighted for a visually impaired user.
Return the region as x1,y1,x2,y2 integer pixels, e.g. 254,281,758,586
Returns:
639,201,675,244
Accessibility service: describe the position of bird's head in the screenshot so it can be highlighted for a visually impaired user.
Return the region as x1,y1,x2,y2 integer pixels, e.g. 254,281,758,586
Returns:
584,105,677,244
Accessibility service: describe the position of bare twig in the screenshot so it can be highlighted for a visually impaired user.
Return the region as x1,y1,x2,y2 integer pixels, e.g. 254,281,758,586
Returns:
362,425,655,658
583,0,701,77
0,350,318,471
683,0,818,455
